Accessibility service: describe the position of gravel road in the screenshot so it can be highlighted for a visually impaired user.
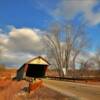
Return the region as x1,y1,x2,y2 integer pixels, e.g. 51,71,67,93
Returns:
44,79,100,100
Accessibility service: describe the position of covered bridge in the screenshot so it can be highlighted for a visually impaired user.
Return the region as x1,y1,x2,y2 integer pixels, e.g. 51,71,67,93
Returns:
16,56,50,80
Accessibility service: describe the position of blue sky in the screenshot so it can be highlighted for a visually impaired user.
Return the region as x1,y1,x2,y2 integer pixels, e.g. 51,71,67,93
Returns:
0,0,100,66
0,0,58,29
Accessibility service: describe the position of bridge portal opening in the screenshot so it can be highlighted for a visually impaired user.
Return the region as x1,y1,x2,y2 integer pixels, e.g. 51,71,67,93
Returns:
26,64,47,78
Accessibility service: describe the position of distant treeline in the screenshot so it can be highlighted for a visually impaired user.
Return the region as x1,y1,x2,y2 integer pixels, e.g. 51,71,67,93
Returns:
0,64,6,71
47,69,100,78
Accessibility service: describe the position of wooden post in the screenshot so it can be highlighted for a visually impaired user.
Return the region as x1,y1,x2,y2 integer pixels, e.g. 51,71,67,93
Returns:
28,78,32,93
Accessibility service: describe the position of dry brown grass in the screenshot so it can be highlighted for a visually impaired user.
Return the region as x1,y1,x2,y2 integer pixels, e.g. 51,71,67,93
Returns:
14,86,68,100
0,80,68,100
0,69,68,100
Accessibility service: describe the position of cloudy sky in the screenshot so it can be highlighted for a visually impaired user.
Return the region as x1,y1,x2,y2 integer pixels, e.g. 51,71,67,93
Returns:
0,0,100,67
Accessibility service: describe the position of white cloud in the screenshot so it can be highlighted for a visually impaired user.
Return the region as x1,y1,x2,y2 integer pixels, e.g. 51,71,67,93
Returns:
0,27,45,66
2,28,43,53
0,52,34,67
54,0,100,25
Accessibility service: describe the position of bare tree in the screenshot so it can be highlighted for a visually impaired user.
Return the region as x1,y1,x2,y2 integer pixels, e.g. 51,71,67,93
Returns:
79,58,92,78
92,47,100,70
0,48,3,61
45,23,89,77
45,25,65,77
72,25,90,68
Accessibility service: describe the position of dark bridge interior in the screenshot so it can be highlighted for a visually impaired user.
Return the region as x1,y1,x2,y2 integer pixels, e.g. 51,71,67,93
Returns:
26,64,47,78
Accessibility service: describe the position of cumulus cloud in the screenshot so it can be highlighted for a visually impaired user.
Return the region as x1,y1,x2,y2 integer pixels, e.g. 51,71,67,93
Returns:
54,0,100,25
0,27,45,66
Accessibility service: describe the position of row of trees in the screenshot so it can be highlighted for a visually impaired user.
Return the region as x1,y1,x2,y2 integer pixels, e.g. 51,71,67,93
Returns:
45,23,100,77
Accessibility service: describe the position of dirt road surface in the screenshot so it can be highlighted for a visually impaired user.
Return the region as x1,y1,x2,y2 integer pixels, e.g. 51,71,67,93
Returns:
44,79,100,100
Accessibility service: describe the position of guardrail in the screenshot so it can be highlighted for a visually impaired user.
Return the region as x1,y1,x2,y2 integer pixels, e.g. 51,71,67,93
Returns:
45,76,100,81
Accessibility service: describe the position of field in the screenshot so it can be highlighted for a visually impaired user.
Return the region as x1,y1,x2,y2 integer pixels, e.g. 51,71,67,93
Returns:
0,68,100,100
0,69,68,100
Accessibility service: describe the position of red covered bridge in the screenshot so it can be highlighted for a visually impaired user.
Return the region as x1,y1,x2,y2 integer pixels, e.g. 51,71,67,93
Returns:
16,56,50,81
